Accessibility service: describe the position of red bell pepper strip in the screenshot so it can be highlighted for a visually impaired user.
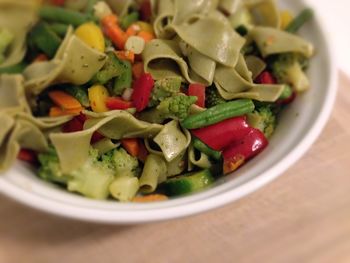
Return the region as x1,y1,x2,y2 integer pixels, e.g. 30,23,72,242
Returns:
17,149,38,165
140,0,152,21
222,128,268,174
137,139,149,163
191,116,250,151
106,97,133,110
188,83,206,108
255,71,276,84
131,73,154,112
62,115,105,144
62,117,84,133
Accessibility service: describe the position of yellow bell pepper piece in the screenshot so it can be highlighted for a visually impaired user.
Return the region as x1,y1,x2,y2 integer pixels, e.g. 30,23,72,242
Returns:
88,85,109,113
135,21,154,34
280,10,294,30
75,22,105,53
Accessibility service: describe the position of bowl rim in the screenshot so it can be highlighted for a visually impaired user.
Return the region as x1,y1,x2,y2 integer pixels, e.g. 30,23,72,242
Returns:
0,0,339,224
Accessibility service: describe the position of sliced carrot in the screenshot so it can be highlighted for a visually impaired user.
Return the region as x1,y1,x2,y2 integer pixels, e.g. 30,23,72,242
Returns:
133,194,168,202
137,31,155,42
115,50,135,63
102,14,127,50
132,62,144,79
33,54,48,63
121,138,139,157
48,90,82,110
126,24,141,37
49,106,83,117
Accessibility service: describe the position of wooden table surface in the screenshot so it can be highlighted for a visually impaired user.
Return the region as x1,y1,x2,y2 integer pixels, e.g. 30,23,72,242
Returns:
1,73,349,263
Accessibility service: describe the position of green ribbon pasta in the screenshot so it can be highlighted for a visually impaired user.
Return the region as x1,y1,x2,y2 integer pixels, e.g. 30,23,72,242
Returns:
24,26,107,96
250,26,314,58
50,110,163,173
0,0,38,68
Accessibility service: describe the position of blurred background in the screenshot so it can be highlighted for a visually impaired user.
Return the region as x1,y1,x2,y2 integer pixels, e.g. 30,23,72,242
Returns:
307,0,350,75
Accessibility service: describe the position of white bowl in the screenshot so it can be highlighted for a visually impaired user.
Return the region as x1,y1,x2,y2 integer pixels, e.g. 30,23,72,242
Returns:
0,0,338,224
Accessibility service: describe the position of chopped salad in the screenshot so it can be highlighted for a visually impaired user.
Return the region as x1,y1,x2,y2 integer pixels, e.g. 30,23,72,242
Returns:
0,0,314,202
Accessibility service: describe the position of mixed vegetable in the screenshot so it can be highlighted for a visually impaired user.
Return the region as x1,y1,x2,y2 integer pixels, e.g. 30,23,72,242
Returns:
0,0,314,202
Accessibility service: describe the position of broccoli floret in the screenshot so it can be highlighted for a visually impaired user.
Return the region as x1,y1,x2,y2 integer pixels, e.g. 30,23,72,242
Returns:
247,106,277,138
110,148,139,178
0,28,14,64
38,146,70,184
205,86,226,108
269,53,310,92
93,52,126,85
139,95,197,123
38,147,114,199
148,77,182,107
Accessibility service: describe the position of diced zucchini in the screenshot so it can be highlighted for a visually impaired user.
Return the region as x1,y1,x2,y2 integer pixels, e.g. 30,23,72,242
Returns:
162,169,214,196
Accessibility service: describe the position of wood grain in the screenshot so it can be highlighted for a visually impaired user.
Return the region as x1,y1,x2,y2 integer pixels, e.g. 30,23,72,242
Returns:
0,73,349,263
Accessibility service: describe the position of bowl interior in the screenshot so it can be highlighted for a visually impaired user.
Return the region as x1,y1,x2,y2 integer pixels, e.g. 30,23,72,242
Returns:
0,0,337,223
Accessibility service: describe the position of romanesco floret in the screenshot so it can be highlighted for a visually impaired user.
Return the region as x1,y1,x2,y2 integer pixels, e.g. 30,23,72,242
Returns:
138,95,197,123
205,86,226,108
270,53,310,92
158,95,197,121
94,52,126,84
247,106,277,138
148,77,182,107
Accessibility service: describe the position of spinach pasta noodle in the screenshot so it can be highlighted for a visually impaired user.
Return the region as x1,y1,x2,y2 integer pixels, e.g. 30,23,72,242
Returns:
0,0,315,201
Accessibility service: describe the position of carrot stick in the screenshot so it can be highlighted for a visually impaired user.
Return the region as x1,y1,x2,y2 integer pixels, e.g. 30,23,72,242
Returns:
126,24,141,36
137,31,155,42
48,90,82,110
102,14,127,50
133,194,168,202
49,106,83,117
121,138,139,157
132,62,144,79
115,50,135,63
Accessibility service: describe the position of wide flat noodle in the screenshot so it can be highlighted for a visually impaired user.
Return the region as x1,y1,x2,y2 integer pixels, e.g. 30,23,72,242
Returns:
50,110,163,173
173,16,245,67
246,0,280,28
219,0,241,15
143,39,209,85
0,0,39,68
0,119,48,172
24,27,107,95
0,74,30,114
106,0,135,17
250,26,314,58
153,120,191,162
214,64,284,102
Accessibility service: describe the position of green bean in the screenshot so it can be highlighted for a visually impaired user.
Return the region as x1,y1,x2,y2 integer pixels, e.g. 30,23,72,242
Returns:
181,99,255,129
113,60,132,96
193,138,222,161
64,86,90,107
286,8,314,33
49,23,69,37
30,22,62,58
0,63,27,74
120,12,139,30
39,6,89,27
